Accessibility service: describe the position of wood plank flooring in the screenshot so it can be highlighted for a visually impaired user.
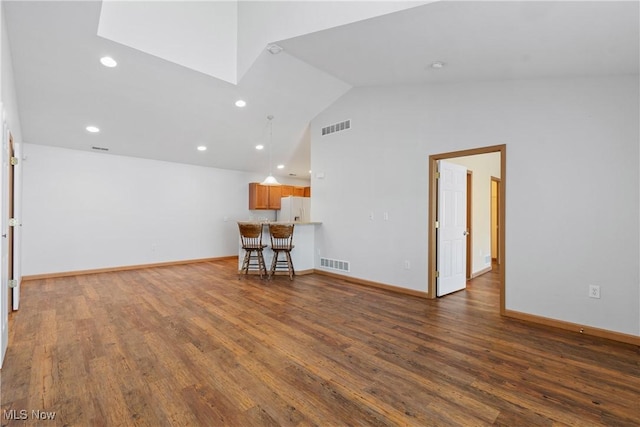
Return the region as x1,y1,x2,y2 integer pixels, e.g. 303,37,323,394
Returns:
1,259,638,426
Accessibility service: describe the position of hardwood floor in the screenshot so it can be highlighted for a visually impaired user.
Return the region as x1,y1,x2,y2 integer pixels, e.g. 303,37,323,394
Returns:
1,260,638,426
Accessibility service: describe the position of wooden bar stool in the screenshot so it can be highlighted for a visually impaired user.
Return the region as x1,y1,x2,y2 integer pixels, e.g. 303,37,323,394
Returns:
268,223,295,280
238,222,267,278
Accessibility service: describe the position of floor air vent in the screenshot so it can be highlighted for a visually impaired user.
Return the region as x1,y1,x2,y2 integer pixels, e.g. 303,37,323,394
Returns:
321,119,351,136
320,257,350,272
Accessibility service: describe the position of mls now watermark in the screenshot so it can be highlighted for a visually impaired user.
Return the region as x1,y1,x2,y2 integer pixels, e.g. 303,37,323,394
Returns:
3,409,57,420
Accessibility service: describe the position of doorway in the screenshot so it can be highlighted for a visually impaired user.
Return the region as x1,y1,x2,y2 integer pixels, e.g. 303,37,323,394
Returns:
428,144,506,313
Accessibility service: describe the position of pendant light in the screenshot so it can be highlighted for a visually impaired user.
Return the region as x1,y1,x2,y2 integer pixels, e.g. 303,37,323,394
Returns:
261,115,281,186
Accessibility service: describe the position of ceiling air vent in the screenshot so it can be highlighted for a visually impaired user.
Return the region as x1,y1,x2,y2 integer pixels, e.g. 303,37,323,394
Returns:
91,146,109,152
321,119,351,136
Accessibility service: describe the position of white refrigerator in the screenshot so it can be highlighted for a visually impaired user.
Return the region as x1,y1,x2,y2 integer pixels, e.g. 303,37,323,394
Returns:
279,196,311,222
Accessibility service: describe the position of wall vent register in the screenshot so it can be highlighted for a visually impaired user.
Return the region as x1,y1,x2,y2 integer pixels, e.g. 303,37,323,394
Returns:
320,257,350,272
321,119,351,136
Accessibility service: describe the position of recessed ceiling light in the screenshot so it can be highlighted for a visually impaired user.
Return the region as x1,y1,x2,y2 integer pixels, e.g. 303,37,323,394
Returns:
430,61,445,69
100,56,117,68
277,164,285,169
235,99,246,108
255,144,264,150
86,125,100,133
266,44,283,55
197,145,207,151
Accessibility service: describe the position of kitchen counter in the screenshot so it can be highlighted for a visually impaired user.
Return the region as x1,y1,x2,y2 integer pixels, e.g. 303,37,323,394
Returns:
238,222,321,275
261,221,322,226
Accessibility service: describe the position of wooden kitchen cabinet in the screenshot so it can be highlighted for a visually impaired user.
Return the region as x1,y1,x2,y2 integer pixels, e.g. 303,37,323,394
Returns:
281,185,294,197
249,183,282,210
268,185,282,209
249,183,268,209
249,183,310,210
281,185,307,197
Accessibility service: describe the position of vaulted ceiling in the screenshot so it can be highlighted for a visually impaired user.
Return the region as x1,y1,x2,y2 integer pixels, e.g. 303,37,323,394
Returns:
4,1,638,179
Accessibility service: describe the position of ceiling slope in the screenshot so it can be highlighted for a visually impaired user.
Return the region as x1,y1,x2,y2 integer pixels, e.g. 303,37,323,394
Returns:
4,1,638,177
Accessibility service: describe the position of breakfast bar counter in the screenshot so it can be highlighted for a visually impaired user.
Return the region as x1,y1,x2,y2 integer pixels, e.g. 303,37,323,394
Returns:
237,222,321,275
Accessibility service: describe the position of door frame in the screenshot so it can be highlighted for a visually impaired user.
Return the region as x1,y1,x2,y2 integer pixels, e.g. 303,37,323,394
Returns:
491,176,501,266
428,144,506,314
466,170,473,280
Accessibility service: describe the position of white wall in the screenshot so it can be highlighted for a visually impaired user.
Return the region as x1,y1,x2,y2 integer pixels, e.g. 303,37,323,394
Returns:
448,153,501,275
21,144,308,276
311,76,639,336
1,5,20,144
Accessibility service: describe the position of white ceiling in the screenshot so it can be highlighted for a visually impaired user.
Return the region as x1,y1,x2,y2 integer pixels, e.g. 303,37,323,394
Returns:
4,1,639,179
280,1,640,86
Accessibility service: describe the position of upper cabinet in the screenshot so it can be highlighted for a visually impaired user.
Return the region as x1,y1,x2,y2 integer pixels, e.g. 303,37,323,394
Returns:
249,183,310,210
281,185,308,197
281,185,294,198
249,183,280,210
248,183,267,209
268,185,282,209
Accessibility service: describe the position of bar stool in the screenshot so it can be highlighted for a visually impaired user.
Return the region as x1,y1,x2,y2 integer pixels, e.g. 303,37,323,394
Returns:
238,222,267,278
268,223,295,280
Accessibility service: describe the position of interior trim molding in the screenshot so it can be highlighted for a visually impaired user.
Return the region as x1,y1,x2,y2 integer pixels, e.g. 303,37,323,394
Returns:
504,309,640,346
22,256,239,281
314,269,429,299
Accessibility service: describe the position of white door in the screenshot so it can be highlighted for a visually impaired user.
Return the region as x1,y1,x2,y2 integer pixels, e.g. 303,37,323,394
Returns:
0,109,8,365
12,138,21,310
437,160,468,296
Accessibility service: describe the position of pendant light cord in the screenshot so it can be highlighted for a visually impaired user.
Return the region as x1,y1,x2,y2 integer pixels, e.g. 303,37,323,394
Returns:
261,115,280,185
268,116,273,176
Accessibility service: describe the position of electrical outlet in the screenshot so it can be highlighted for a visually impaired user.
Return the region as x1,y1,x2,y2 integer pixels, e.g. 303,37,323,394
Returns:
369,212,374,221
404,260,410,270
588,285,600,299
383,212,389,221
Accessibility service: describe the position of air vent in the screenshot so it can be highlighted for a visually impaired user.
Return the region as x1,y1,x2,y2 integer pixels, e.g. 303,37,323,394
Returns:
320,257,350,272
321,119,351,136
91,146,109,152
